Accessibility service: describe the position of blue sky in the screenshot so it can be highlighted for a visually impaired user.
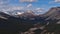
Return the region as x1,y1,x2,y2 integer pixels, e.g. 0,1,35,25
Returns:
9,0,60,8
0,0,60,14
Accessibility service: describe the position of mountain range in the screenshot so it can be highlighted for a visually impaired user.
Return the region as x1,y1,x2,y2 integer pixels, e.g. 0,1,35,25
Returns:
0,7,60,34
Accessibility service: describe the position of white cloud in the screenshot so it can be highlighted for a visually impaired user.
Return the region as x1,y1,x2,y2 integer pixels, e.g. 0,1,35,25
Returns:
49,0,60,4
0,0,24,12
27,4,32,8
55,0,60,2
0,0,10,5
20,0,37,2
0,6,24,15
1,6,24,12
10,6,23,11
0,0,10,12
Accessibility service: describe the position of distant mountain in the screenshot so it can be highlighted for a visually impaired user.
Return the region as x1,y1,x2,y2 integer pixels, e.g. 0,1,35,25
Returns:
17,10,35,17
43,7,60,24
44,7,60,20
4,10,25,15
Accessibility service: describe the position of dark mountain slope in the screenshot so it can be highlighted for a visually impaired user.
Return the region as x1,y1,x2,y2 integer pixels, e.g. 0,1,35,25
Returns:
0,12,47,34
